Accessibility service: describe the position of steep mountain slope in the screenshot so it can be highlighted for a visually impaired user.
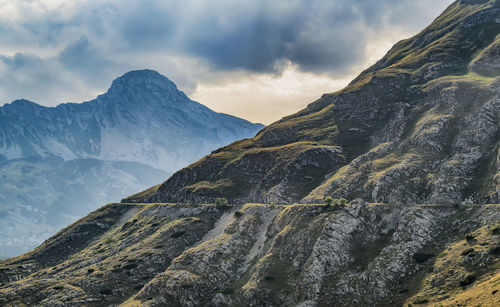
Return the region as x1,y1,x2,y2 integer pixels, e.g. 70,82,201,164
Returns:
0,202,498,306
1,1,500,306
0,70,263,257
126,0,500,206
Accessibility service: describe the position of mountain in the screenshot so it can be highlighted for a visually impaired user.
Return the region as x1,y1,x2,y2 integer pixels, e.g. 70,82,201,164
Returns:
0,70,264,258
1,202,499,306
0,69,263,172
1,1,499,306
125,0,500,206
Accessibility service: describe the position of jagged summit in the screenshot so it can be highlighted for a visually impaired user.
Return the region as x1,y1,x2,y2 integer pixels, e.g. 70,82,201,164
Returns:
10,99,37,105
118,69,166,80
4,99,41,109
107,69,183,98
101,69,191,113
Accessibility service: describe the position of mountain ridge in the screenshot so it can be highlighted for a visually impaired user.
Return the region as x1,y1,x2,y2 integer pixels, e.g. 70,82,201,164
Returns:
0,69,264,170
125,0,500,205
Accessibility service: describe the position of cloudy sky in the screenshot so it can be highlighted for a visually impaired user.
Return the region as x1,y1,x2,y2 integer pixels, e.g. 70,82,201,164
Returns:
0,0,454,124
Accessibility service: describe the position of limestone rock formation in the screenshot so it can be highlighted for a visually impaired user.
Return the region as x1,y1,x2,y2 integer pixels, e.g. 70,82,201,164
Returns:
1,202,499,306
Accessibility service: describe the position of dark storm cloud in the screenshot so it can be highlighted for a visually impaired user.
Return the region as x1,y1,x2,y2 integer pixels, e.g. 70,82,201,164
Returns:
89,0,450,74
82,0,453,74
176,1,369,73
0,0,454,106
58,36,119,85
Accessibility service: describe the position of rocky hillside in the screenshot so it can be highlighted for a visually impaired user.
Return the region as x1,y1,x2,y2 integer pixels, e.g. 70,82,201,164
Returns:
0,202,499,306
125,0,500,206
0,70,263,258
1,1,500,306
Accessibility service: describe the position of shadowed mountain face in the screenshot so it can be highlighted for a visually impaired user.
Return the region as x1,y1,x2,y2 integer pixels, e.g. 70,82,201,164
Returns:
126,0,500,206
0,70,263,173
0,70,264,258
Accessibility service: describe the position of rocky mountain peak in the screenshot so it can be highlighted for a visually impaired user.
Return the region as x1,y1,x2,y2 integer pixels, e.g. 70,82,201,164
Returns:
0,99,45,118
105,69,188,105
10,99,36,105
0,69,263,170
110,69,177,89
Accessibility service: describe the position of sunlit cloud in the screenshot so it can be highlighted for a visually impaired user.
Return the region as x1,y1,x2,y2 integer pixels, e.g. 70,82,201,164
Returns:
192,63,352,124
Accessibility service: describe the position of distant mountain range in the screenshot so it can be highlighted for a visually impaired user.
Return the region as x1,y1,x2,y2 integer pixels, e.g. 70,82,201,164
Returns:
0,69,264,257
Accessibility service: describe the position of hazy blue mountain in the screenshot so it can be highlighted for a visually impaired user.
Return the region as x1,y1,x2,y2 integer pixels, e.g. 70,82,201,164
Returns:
0,69,264,258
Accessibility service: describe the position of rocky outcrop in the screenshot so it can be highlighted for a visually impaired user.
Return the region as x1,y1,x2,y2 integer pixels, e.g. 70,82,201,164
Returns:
470,35,500,77
1,202,499,306
127,144,345,205
125,0,500,206
0,203,225,306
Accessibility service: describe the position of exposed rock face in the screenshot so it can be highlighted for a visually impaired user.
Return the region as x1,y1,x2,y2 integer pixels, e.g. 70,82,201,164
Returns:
1,202,499,306
125,0,500,206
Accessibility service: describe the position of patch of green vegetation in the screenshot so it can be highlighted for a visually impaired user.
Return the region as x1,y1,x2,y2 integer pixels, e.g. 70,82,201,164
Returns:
411,112,454,141
214,197,230,210
425,72,497,89
323,196,334,206
323,197,347,210
252,104,340,147
366,153,422,187
175,141,344,201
